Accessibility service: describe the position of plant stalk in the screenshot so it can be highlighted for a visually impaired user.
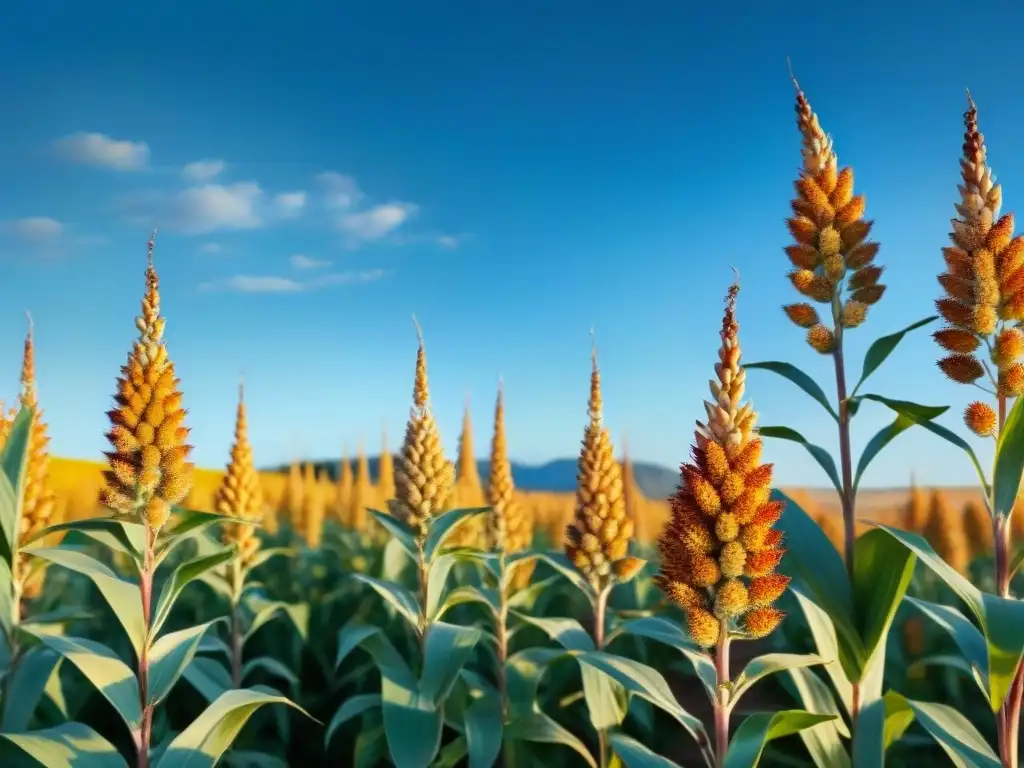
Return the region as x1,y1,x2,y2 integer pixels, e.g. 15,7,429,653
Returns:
229,561,244,690
593,586,610,768
830,312,861,727
496,552,510,768
417,545,429,656
714,623,731,768
137,529,155,768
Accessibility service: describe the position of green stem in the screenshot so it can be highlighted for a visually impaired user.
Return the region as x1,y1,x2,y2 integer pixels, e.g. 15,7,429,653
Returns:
417,545,429,657
496,552,510,768
137,529,155,768
593,586,610,768
714,623,731,768
229,561,244,690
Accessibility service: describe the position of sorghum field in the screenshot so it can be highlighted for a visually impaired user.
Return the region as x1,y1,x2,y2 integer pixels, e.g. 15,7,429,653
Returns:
5,76,1024,768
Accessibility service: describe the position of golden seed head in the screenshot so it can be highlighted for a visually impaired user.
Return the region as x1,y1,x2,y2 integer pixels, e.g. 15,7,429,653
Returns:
782,303,819,329
806,324,836,354
964,401,997,437
300,466,325,548
565,341,635,591
924,490,969,574
933,327,981,354
100,232,193,532
377,426,396,503
451,396,486,547
902,481,928,533
741,606,786,639
486,381,532,555
656,276,787,644
336,452,353,524
389,325,455,544
962,499,993,557
937,354,985,384
996,327,1024,368
217,382,264,569
999,363,1024,397
840,300,867,328
351,441,371,532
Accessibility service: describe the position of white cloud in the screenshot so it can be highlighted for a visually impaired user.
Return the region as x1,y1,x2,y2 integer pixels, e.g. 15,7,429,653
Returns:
290,253,331,269
171,182,263,234
54,132,149,171
316,172,363,209
182,159,226,181
199,269,387,293
199,242,222,254
338,202,417,242
272,191,307,219
1,217,64,243
437,234,461,249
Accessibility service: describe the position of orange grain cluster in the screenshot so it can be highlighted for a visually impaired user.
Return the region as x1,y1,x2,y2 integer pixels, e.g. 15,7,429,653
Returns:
486,381,533,558
100,233,194,531
782,76,883,354
935,93,1024,435
216,383,264,570
656,279,789,647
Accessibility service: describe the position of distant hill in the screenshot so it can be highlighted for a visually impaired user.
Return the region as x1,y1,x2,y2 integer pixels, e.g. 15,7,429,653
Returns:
264,456,682,500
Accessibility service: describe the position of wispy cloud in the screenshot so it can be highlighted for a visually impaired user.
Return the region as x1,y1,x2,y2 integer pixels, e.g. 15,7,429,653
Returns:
290,253,331,269
120,182,265,234
54,132,150,171
198,268,388,293
337,202,417,243
316,172,363,210
0,217,64,243
182,159,226,181
199,242,223,254
272,191,307,219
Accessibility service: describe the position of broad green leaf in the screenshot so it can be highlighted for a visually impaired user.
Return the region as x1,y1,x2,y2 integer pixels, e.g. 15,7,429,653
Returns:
851,316,937,396
609,732,685,767
351,573,421,631
790,588,854,717
243,547,291,572
745,361,837,419
507,575,561,612
534,551,592,597
242,656,299,691
0,407,33,568
25,547,146,658
325,694,381,748
995,394,1024,519
368,509,416,556
0,721,128,768
906,654,978,680
419,622,482,703
22,518,145,561
900,695,1001,768
783,667,851,768
580,661,629,729
151,546,236,638
863,395,990,495
608,616,716,699
907,597,988,696
224,752,288,768
501,551,540,594
0,646,61,731
874,524,1024,711
851,528,916,659
731,653,827,705
156,509,236,565
511,610,595,652
436,584,498,620
0,557,11,643
577,651,707,748
505,647,568,719
425,552,458,620
1010,546,1024,581
879,690,914,752
757,427,842,494
773,491,863,681
148,621,220,706
182,656,231,704
463,693,503,768
852,400,947,493
724,710,836,768
505,712,597,768
244,598,309,643
424,507,490,562
22,631,142,731
156,688,309,768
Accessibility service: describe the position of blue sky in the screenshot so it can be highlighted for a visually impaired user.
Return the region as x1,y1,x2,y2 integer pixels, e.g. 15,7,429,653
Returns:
1,1,1023,488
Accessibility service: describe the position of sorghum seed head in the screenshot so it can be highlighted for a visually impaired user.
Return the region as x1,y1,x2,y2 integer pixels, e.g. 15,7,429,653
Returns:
806,325,836,354
782,303,819,329
741,606,786,639
933,327,981,354
964,401,997,437
217,382,264,570
841,300,867,328
999,363,1024,397
937,354,985,384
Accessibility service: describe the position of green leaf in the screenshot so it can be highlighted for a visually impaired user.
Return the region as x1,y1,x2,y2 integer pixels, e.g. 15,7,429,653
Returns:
724,710,836,768
148,621,221,706
0,722,129,768
242,656,299,691
425,552,458,621
789,589,855,718
783,666,851,768
501,552,539,594
463,693,503,768
505,647,567,720
580,662,629,729
874,524,1024,711
511,611,595,652
609,732,685,767
22,631,142,731
325,694,381,748
534,551,593,597
851,528,916,661
0,407,33,568
0,646,61,731
745,361,837,420
773,490,863,681
182,656,231,704
424,507,490,562
155,510,234,566
436,584,498,620
151,547,236,638
22,547,145,658
155,688,309,768
756,427,842,494
862,394,990,495
243,547,291,572
607,616,716,699
995,393,1024,519
367,509,416,556
851,316,937,396
21,518,145,562
731,653,827,705
350,573,421,632
505,712,597,768
906,597,988,696
899,695,1001,768
577,651,708,749
852,400,948,493
243,597,308,644
419,622,482,704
